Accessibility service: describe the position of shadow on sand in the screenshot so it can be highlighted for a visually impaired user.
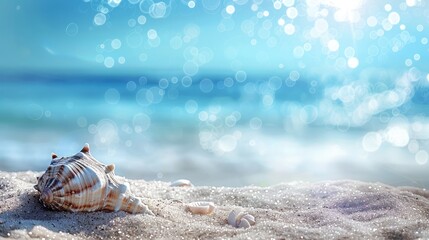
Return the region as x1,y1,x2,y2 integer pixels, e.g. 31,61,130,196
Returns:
0,190,126,238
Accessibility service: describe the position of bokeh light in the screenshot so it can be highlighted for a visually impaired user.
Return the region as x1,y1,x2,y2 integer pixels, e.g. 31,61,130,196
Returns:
1,0,429,187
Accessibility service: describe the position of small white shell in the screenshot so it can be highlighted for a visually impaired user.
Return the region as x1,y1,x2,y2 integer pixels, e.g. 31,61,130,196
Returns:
238,219,251,229
187,201,215,215
228,210,238,226
241,213,256,225
170,179,193,187
228,210,256,228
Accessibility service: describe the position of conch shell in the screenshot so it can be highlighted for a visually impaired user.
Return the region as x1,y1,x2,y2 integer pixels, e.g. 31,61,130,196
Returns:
34,144,153,215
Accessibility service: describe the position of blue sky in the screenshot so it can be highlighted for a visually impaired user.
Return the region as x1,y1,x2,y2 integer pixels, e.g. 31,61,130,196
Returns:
0,0,427,76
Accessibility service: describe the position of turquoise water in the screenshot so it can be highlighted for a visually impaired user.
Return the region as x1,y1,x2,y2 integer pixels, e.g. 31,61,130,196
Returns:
1,1,429,187
0,74,428,187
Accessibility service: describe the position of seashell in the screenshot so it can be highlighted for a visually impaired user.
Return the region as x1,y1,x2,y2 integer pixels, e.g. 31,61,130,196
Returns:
238,218,251,229
228,210,256,228
240,213,256,225
227,210,237,226
186,201,215,215
34,143,153,215
170,179,193,187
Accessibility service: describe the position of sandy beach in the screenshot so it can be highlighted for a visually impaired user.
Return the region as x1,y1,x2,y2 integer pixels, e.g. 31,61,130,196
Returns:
1,171,428,239
2,1,429,239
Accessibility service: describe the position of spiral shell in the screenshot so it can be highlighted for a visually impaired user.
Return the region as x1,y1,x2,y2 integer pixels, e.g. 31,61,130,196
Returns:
34,144,153,215
228,210,255,229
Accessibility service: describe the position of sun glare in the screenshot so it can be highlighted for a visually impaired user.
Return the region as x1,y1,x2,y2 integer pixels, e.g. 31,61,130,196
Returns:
324,0,363,10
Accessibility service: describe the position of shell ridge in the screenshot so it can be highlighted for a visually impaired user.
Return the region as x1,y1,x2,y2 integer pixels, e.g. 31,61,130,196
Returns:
68,161,88,211
41,177,64,205
122,195,137,213
102,185,119,212
45,162,78,210
76,160,96,210
73,160,106,211
114,194,124,212
50,165,72,192
42,178,55,191
51,164,79,207
59,162,101,195
51,160,98,211
41,163,66,193
119,195,153,215
55,165,76,196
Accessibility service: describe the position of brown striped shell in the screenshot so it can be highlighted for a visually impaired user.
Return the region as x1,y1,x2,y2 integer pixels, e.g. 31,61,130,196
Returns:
34,144,153,215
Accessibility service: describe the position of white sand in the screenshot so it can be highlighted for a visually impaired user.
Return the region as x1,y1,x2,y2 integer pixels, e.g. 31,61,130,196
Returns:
1,171,428,239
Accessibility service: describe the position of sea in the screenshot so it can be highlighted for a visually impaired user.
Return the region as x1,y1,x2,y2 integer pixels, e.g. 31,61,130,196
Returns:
0,72,428,188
